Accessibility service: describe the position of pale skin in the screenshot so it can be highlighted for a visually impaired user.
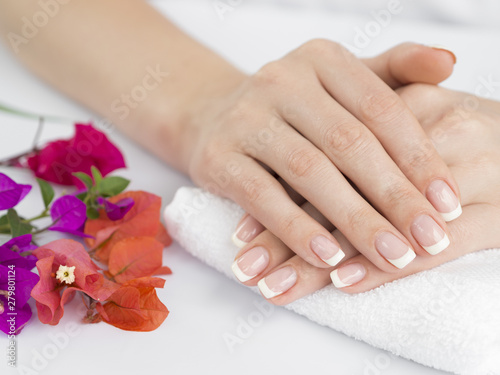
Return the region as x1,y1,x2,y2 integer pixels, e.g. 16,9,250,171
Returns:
235,85,500,303
0,1,492,298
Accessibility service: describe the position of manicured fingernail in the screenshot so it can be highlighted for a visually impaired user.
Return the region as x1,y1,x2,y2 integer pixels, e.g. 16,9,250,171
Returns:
411,214,450,255
231,246,269,282
330,263,366,288
428,44,457,64
310,235,345,266
426,180,462,222
375,232,416,269
232,215,265,248
257,266,297,299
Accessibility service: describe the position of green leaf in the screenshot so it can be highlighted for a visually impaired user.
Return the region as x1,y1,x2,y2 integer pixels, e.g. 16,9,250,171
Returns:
7,209,33,237
86,206,100,220
91,166,103,185
72,172,94,190
36,178,55,209
0,214,10,234
99,176,130,197
75,191,88,202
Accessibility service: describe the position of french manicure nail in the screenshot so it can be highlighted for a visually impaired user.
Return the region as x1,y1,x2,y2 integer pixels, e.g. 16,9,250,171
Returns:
411,214,450,255
232,215,265,248
231,246,269,282
257,266,297,299
375,232,416,269
427,180,462,222
310,235,345,266
330,263,366,288
428,44,457,64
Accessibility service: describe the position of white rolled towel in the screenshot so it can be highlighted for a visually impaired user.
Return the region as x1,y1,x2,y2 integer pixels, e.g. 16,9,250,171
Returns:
164,187,500,375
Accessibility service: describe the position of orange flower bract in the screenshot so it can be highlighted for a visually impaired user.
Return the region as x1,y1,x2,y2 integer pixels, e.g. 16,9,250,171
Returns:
84,191,172,263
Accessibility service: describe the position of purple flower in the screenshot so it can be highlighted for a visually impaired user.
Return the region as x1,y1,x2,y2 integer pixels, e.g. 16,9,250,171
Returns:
0,292,34,335
49,195,90,237
0,234,40,335
0,173,31,210
97,197,134,221
0,234,37,271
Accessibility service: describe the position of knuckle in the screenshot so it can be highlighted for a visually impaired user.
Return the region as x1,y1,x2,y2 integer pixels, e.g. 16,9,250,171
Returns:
402,143,436,171
253,61,286,88
382,180,416,207
236,175,274,208
322,122,370,159
284,147,325,178
345,206,374,232
358,90,405,123
295,39,346,60
275,210,303,236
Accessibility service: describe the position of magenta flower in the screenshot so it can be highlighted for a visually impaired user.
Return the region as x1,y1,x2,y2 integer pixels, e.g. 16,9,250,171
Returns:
0,234,40,335
49,195,90,238
97,197,134,221
0,234,37,270
0,173,31,210
26,123,126,187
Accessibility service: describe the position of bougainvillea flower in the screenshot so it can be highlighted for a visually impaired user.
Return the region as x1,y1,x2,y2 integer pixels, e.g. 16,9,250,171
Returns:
0,234,39,335
107,237,171,284
0,234,37,270
0,296,33,335
85,191,171,263
26,123,126,187
31,239,119,325
0,263,39,312
97,197,134,221
49,195,90,237
95,277,169,332
0,172,31,210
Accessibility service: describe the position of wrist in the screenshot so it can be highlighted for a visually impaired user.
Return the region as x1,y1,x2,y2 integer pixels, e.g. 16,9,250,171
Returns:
144,65,247,174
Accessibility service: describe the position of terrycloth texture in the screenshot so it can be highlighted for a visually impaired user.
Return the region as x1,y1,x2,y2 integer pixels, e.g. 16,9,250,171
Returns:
164,187,500,375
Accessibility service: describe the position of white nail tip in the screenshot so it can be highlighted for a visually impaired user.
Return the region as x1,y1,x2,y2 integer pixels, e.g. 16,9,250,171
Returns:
231,233,247,249
387,248,416,269
323,249,346,267
257,278,280,299
330,269,350,288
231,261,253,283
440,204,462,222
423,234,451,255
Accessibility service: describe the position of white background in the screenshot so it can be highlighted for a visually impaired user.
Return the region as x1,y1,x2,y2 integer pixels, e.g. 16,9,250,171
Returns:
1,1,500,374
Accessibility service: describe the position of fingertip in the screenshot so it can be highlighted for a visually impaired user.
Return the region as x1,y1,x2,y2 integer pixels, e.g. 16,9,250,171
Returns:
428,45,457,64
389,43,456,85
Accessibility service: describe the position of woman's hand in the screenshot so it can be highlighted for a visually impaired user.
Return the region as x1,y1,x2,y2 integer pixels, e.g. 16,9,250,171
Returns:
187,41,459,276
232,84,500,303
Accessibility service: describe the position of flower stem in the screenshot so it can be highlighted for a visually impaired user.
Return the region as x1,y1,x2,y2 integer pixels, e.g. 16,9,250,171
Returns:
22,209,49,223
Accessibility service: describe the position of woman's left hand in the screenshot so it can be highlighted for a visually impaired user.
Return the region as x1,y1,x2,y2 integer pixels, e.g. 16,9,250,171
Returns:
231,84,500,303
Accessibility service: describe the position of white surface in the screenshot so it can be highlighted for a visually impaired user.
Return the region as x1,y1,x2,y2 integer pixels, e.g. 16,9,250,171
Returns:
164,187,500,375
1,1,500,374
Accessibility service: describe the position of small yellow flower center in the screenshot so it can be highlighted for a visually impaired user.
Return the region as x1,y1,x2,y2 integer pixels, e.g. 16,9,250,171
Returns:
56,265,76,284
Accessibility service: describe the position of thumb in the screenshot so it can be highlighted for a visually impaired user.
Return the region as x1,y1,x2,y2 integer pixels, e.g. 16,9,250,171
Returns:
362,42,456,89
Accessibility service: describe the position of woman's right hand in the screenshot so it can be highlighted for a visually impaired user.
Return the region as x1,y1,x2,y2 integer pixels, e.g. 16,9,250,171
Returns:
185,41,459,275
232,83,500,303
